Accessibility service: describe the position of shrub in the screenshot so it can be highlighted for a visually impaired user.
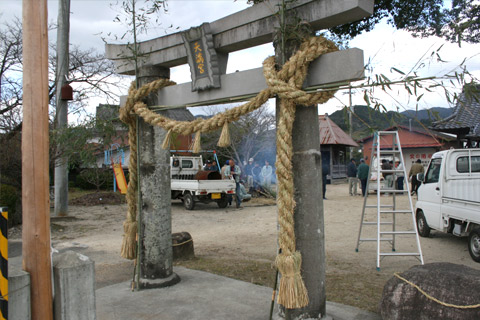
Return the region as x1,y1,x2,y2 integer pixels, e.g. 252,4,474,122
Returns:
0,184,21,227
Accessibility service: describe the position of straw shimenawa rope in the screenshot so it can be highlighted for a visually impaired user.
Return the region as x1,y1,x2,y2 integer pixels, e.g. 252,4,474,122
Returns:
119,36,338,309
394,272,480,309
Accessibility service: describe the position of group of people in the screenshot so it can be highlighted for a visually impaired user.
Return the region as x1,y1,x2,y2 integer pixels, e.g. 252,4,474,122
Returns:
216,157,274,208
243,158,274,193
346,158,370,197
346,157,425,197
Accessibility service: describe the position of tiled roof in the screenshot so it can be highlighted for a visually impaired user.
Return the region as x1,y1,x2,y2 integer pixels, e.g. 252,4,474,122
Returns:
318,114,359,147
358,125,455,148
431,85,480,138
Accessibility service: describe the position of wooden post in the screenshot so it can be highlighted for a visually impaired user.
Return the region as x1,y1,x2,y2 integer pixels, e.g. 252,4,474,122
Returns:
22,0,54,319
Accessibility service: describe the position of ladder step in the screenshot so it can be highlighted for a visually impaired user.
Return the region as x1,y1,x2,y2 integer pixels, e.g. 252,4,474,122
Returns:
379,150,401,154
379,252,421,257
378,169,404,173
379,231,417,235
380,210,412,214
362,222,393,225
359,238,393,242
365,205,393,208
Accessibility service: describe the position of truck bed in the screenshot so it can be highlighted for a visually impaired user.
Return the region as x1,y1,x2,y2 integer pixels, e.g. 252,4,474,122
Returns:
171,179,236,193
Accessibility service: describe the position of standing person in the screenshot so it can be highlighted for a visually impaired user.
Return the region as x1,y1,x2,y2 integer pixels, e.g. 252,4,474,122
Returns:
395,160,405,191
252,161,262,192
225,159,242,208
245,158,254,191
221,160,229,179
347,158,358,196
357,158,369,197
322,160,329,200
261,160,273,191
381,159,393,189
409,159,424,195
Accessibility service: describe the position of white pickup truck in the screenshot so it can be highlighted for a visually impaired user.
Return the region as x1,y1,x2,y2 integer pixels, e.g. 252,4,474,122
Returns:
415,148,480,262
170,155,236,210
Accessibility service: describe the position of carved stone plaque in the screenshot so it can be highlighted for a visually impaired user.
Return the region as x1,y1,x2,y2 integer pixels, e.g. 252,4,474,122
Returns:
182,23,221,91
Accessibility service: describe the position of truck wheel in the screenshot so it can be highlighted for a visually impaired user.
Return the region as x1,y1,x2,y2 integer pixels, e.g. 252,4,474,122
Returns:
468,229,480,263
183,193,195,210
217,198,228,208
416,210,431,237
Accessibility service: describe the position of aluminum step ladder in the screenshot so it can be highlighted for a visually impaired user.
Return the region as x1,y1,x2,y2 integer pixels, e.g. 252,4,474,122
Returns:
355,131,424,270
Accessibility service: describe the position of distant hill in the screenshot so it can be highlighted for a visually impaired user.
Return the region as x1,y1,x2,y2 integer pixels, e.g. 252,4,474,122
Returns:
400,107,453,121
328,105,454,141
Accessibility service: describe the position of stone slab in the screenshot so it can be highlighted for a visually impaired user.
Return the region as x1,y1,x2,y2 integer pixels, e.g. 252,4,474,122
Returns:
106,0,374,74
96,267,382,320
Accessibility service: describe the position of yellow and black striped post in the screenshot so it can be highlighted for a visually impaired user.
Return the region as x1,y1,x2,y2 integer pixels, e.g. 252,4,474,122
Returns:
0,207,7,320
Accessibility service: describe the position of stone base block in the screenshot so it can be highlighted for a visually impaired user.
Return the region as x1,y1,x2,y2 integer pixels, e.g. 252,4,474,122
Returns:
9,268,31,320
172,232,194,260
53,250,96,320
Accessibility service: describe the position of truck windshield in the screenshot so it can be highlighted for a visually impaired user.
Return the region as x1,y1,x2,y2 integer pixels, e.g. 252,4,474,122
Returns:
425,158,442,184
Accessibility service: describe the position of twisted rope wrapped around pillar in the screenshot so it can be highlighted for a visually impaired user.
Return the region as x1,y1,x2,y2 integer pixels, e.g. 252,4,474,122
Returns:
118,36,338,308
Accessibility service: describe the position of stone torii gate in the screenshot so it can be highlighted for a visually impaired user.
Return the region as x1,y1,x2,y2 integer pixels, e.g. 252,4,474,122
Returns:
106,0,373,318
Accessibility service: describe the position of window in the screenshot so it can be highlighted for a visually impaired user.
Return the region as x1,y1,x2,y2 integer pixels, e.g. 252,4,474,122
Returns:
181,160,193,168
425,158,442,184
456,156,480,173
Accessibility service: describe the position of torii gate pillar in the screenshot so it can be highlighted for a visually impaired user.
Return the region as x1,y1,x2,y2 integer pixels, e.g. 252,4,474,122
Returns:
136,66,180,288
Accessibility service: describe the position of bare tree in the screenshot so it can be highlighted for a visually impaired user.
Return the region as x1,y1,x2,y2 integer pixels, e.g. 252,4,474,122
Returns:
201,105,276,168
0,17,125,198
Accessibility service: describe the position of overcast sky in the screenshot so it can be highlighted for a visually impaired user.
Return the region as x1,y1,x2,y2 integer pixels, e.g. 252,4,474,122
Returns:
1,0,480,117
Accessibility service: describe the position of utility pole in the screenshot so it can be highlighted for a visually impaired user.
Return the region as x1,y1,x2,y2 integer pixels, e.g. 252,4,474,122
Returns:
22,0,54,318
54,0,71,216
348,86,354,158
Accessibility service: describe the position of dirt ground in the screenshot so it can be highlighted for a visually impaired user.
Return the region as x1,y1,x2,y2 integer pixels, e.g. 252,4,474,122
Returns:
11,183,480,313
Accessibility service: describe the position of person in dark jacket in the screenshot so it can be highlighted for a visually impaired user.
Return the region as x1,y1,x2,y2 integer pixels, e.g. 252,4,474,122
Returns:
322,161,330,200
357,159,369,197
347,158,358,196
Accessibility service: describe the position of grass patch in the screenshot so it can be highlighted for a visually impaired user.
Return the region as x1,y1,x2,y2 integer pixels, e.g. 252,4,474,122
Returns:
174,256,385,314
69,188,96,201
326,272,388,313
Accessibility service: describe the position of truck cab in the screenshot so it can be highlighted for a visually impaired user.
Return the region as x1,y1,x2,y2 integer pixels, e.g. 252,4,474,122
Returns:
415,149,480,262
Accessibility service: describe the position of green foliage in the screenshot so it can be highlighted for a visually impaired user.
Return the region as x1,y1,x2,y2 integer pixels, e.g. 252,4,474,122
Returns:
0,184,20,226
329,0,479,45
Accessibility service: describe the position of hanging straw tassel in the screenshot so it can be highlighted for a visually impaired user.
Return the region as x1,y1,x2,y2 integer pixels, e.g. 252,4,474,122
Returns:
192,131,202,153
120,220,138,260
217,121,231,147
162,129,173,150
275,251,309,309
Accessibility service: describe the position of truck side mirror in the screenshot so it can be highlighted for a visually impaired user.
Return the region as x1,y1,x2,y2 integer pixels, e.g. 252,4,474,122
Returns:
417,173,424,183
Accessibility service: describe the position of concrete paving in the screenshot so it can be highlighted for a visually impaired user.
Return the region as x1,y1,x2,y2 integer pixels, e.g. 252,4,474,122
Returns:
96,267,382,320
